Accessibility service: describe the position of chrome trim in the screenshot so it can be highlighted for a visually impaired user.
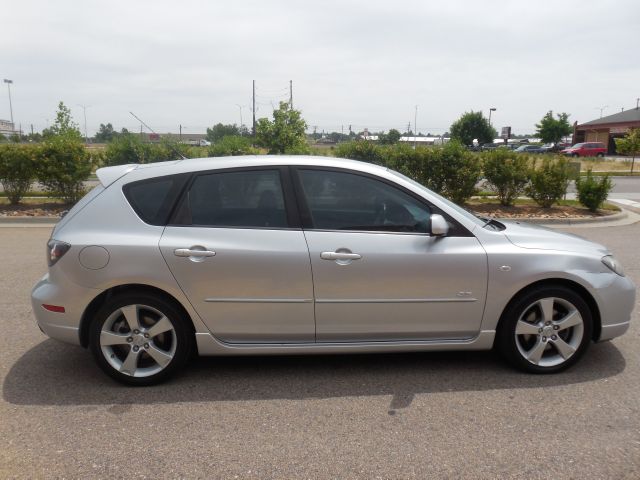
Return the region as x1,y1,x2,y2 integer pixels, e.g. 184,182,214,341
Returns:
204,298,313,303
315,298,477,303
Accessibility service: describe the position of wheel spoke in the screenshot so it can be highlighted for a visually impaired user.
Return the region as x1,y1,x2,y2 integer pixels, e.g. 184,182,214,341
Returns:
526,339,547,364
120,305,140,331
553,337,576,359
554,309,582,332
100,330,130,346
538,298,555,323
120,349,139,375
516,320,540,336
147,316,173,338
146,344,173,368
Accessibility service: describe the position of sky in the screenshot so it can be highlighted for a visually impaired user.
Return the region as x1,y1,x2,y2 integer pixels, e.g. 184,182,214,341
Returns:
3,0,639,136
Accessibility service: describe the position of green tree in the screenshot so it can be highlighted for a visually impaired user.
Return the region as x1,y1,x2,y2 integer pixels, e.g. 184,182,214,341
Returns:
535,111,572,144
615,128,640,173
255,102,308,154
378,128,402,145
42,102,82,140
95,123,118,143
206,123,241,143
450,111,496,146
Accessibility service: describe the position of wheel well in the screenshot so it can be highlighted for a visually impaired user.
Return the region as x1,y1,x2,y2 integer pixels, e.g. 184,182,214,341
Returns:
496,279,601,342
79,284,195,348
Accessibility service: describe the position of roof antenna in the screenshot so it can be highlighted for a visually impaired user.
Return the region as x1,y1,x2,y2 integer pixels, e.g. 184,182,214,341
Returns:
129,111,187,160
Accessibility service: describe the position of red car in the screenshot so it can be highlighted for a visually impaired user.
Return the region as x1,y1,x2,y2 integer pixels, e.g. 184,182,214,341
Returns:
561,142,607,157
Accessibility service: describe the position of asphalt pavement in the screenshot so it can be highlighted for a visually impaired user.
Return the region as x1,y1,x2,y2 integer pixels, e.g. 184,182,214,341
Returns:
1,224,639,479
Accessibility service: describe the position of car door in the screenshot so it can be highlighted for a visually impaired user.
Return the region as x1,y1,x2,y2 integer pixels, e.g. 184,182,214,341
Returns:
294,167,488,342
159,167,315,343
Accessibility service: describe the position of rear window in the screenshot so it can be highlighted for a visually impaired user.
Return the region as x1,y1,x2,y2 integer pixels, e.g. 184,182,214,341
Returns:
123,175,187,225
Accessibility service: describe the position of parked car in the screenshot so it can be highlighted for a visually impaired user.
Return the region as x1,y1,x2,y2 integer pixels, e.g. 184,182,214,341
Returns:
561,142,607,157
515,145,544,154
31,156,636,385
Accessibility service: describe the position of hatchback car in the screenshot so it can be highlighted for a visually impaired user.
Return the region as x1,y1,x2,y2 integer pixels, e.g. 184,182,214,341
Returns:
562,142,607,157
31,156,635,385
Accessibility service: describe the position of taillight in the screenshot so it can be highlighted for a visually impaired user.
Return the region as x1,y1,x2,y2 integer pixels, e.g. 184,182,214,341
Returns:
47,239,71,267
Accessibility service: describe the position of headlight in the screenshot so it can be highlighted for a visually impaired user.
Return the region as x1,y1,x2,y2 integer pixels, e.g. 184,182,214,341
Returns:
602,255,624,276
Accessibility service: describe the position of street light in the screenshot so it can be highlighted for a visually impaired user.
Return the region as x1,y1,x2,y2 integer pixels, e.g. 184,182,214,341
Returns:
235,104,244,128
3,79,14,128
488,107,496,125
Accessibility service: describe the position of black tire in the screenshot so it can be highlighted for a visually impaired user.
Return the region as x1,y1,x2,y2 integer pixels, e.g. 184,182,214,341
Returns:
571,153,579,158
89,292,194,386
596,153,605,158
496,285,593,374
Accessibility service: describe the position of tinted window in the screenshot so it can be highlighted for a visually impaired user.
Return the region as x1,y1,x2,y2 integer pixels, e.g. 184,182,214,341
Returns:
299,169,430,233
186,169,288,228
124,176,185,225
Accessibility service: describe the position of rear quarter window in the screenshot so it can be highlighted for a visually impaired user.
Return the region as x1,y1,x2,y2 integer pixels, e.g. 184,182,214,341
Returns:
123,174,188,225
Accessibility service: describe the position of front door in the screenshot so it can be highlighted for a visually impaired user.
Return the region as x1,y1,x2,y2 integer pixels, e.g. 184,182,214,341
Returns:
160,168,314,343
294,168,488,342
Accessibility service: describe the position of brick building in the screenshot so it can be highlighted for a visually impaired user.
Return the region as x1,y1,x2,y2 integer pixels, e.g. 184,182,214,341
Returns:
573,106,640,154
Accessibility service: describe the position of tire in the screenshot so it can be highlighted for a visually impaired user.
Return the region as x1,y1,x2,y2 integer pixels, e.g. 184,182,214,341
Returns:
596,153,604,158
571,153,579,158
89,292,194,386
496,285,593,373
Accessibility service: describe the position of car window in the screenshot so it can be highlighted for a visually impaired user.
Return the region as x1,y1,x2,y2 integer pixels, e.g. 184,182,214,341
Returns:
124,175,187,226
298,169,431,233
185,169,288,228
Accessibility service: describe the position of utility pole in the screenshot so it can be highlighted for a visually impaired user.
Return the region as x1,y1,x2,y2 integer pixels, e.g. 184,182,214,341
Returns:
77,104,90,144
3,79,14,128
414,105,418,148
289,80,293,108
235,104,243,127
407,122,411,135
30,124,34,136
179,124,182,141
252,80,256,136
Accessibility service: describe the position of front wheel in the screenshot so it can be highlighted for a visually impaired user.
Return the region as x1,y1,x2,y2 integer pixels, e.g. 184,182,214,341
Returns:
496,286,593,373
89,292,194,385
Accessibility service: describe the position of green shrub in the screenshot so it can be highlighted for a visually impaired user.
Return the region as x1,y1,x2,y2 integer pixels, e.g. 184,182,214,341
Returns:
103,134,177,166
429,141,482,204
526,156,570,208
334,140,385,165
36,138,93,204
576,170,613,212
0,144,38,204
207,135,259,157
482,149,530,206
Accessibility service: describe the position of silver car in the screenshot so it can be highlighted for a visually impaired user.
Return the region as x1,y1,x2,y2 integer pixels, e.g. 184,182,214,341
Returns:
31,156,636,385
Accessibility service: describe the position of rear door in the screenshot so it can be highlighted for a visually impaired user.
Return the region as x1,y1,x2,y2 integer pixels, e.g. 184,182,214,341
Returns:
160,167,315,343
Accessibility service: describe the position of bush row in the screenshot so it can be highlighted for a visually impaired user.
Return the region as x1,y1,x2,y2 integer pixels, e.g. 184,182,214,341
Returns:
0,140,94,204
335,140,613,210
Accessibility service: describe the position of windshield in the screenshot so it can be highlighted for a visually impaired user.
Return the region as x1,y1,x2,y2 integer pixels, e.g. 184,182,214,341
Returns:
570,143,584,148
387,169,486,227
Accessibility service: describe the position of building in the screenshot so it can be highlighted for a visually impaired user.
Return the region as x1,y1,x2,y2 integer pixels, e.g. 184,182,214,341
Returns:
0,119,19,138
574,107,640,154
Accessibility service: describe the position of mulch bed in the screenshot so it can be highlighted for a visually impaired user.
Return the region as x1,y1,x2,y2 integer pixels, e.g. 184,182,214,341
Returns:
0,203,70,217
469,203,616,219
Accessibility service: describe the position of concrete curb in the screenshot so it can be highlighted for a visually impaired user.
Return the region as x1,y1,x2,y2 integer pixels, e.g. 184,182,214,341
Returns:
498,210,627,226
0,216,60,224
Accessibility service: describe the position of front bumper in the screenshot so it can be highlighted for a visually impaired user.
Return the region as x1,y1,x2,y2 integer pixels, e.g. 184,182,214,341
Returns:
595,273,636,342
31,273,102,346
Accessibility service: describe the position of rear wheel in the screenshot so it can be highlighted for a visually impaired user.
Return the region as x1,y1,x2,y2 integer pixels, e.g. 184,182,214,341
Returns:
596,152,605,158
89,292,194,385
497,286,593,373
571,153,579,158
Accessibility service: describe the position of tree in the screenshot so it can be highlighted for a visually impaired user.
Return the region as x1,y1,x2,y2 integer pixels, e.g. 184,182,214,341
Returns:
450,111,496,146
535,111,572,144
0,144,37,204
95,123,118,143
378,128,402,145
206,123,241,143
255,102,308,154
615,128,640,173
42,102,82,140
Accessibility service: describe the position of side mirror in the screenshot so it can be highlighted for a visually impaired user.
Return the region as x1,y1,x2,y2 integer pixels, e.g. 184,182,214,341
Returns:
430,214,449,236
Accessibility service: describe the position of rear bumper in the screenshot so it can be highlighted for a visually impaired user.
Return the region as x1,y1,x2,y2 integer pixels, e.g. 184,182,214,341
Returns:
31,273,102,346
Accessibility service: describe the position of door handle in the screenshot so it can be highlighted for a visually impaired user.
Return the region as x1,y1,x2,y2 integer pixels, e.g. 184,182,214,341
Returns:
320,252,362,261
174,248,216,258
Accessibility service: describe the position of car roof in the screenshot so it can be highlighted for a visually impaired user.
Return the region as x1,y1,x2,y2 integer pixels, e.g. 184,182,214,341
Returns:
97,155,390,187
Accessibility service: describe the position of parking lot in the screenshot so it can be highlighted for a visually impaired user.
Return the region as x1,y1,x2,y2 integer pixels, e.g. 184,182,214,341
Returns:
1,223,639,479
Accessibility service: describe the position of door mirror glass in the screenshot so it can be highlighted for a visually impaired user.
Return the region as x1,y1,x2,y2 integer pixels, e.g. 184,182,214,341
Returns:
430,214,449,236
